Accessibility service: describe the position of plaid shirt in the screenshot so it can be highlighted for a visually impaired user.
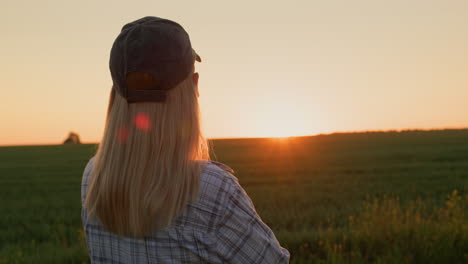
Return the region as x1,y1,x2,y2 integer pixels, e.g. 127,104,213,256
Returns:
81,158,290,263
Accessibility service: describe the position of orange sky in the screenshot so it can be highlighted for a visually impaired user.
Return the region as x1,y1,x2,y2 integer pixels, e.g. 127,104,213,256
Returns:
1,0,467,146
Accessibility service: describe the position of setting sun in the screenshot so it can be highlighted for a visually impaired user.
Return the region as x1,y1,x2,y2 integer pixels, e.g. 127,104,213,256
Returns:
252,102,311,138
1,0,467,147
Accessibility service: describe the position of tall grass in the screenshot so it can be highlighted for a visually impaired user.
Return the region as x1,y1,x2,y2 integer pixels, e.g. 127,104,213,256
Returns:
286,189,467,263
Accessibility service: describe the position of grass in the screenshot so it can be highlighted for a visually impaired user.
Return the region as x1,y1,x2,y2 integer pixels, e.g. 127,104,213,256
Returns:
0,129,467,263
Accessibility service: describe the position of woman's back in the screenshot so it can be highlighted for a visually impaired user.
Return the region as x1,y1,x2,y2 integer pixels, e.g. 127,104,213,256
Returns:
81,157,290,263
81,16,289,263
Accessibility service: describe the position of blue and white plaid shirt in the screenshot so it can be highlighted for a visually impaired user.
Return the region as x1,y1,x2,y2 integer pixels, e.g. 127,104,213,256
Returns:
81,158,290,263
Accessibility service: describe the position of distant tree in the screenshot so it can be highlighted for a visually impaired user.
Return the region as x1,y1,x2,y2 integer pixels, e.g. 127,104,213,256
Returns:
63,132,81,144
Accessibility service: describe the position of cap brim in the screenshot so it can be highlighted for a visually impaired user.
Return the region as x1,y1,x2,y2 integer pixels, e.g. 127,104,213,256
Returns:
192,49,201,62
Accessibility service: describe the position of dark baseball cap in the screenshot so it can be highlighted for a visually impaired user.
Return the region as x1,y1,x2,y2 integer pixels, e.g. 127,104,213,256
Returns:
109,16,201,103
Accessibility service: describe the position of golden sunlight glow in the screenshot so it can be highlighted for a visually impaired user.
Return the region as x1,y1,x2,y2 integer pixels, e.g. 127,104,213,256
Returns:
254,103,311,138
2,0,468,146
269,136,291,145
269,130,294,138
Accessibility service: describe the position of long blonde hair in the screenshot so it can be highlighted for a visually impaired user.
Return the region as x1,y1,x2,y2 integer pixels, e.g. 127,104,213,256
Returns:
84,68,210,237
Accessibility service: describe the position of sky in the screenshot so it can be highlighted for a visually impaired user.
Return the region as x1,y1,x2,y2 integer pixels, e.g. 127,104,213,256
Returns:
1,0,467,146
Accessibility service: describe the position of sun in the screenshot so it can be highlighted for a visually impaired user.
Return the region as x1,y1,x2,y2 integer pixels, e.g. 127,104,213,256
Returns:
268,129,295,139
253,104,311,138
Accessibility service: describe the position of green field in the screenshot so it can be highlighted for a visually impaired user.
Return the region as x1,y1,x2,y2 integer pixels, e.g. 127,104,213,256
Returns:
0,129,467,263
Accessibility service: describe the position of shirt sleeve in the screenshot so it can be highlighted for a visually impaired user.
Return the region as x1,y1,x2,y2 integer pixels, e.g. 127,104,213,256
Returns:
213,177,290,264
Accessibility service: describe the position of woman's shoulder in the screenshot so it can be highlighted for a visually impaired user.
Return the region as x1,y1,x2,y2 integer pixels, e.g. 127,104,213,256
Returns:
81,158,240,197
82,158,237,185
206,160,235,174
84,156,96,172
82,157,96,183
200,160,238,185
197,160,241,201
81,156,96,205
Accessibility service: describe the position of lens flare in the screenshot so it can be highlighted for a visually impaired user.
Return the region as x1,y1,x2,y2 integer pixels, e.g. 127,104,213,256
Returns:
134,113,151,132
117,127,129,143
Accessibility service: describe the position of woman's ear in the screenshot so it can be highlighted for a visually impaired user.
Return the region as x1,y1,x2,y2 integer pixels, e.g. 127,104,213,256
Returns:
193,72,199,97
193,72,199,86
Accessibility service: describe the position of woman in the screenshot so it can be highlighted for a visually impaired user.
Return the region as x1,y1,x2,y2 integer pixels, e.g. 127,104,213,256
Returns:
81,16,290,263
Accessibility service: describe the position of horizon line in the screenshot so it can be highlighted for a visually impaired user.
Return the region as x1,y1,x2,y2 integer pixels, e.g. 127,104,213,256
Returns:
1,126,467,148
